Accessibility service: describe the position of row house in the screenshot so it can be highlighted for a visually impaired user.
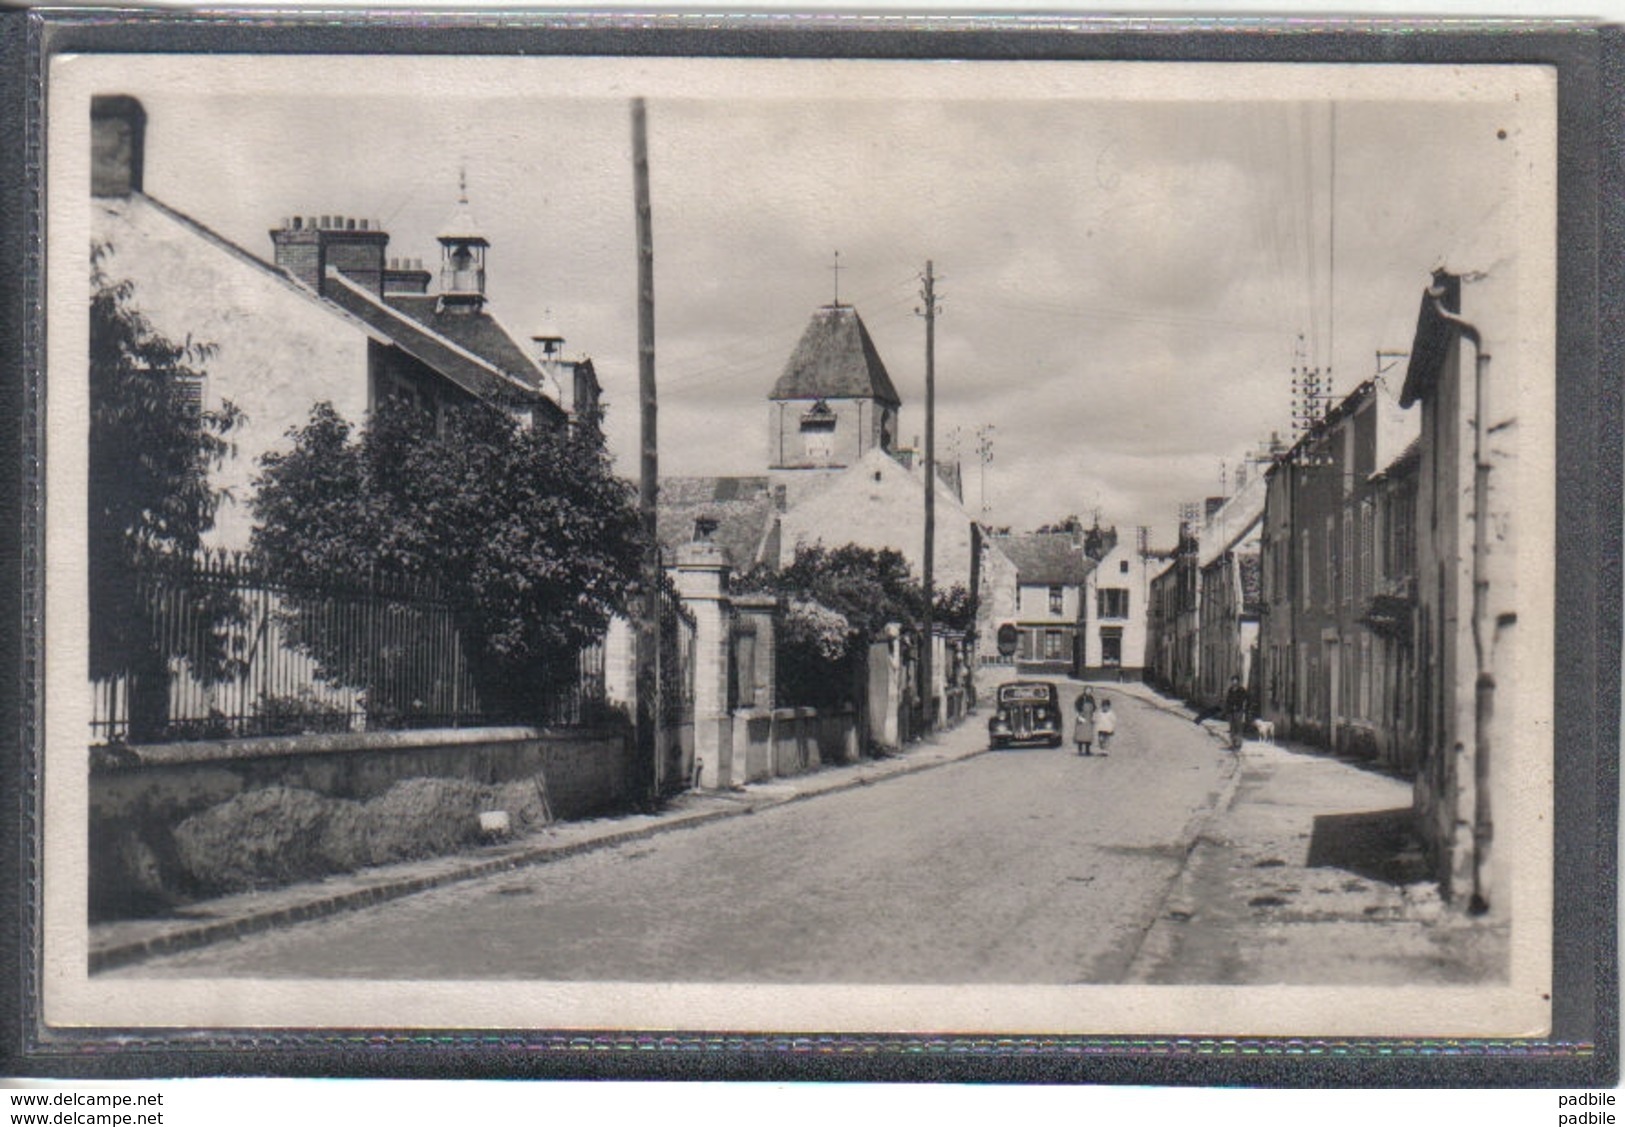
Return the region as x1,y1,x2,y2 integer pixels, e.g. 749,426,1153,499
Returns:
1141,555,1179,690
1081,534,1166,681
1257,377,1420,761
1196,471,1266,708
1141,263,1529,919
1146,518,1202,701
988,532,1093,676
1398,267,1524,914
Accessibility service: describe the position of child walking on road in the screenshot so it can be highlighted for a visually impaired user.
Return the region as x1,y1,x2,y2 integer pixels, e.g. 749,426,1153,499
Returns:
1095,699,1116,752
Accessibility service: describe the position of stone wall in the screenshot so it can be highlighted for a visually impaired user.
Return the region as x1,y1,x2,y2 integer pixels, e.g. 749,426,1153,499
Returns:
91,725,632,920
730,706,859,786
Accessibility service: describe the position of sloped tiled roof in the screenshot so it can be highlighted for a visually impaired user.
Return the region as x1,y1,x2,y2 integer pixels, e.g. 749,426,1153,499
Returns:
657,476,778,571
384,294,541,388
1373,436,1423,481
997,533,1093,587
323,272,556,414
770,304,901,407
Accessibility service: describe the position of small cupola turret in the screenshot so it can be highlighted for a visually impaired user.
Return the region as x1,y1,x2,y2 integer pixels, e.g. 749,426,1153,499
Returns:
436,169,489,314
530,313,564,363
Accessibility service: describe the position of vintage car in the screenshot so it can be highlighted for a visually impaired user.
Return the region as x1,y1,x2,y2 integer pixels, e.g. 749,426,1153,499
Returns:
988,681,1064,749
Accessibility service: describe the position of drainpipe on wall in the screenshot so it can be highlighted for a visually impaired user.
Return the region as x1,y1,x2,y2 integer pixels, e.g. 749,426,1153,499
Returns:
1427,285,1494,915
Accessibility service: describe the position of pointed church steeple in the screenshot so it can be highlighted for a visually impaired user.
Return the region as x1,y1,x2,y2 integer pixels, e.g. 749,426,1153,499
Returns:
770,303,901,408
437,168,489,313
769,301,902,496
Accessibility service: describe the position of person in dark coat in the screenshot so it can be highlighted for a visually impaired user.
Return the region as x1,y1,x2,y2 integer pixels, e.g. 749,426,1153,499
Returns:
1074,687,1098,756
1223,675,1250,750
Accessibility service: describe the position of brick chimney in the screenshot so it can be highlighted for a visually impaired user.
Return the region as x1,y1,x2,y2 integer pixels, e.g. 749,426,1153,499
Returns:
270,214,390,296
91,95,146,198
383,256,432,295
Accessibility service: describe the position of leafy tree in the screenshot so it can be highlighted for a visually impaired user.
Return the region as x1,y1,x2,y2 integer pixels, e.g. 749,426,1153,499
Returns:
933,582,978,637
89,244,244,740
743,545,975,707
770,544,924,641
1034,514,1085,535
251,397,645,721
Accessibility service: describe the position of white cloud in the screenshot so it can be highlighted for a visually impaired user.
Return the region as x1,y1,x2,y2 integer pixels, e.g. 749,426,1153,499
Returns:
117,60,1544,540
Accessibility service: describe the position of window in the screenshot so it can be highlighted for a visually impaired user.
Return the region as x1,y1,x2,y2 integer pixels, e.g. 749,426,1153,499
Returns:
1359,631,1373,721
1098,588,1128,619
1324,515,1337,608
800,401,836,460
1120,559,1130,574
1342,509,1355,606
1300,538,1312,611
1044,630,1066,660
1360,499,1375,600
1049,585,1064,615
801,420,835,460
1101,627,1123,667
1341,425,1356,496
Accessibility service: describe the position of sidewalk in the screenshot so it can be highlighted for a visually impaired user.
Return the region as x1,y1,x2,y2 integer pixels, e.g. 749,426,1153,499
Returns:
89,721,998,973
1124,708,1510,986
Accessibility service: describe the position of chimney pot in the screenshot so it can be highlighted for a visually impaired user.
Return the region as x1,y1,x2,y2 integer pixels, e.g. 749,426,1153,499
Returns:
90,95,146,197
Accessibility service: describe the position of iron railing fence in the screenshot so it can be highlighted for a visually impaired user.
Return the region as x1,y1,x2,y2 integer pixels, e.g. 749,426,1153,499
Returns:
91,550,608,745
658,586,697,723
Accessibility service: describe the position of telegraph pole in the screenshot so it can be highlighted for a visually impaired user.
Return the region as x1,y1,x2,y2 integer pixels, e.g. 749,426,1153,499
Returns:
918,261,939,733
631,98,659,807
976,424,994,516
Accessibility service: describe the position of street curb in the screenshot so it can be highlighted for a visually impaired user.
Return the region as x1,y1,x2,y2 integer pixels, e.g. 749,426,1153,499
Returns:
1118,736,1252,979
89,739,993,973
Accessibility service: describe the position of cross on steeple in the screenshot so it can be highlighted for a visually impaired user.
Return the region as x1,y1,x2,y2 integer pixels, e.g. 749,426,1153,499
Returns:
830,250,844,308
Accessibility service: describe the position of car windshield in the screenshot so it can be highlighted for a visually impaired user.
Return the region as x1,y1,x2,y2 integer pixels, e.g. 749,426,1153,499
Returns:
999,685,1052,703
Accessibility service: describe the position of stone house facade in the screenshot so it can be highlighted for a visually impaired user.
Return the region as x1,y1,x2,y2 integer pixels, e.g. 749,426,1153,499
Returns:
89,95,586,551
1398,267,1524,913
1257,377,1420,757
990,532,1092,676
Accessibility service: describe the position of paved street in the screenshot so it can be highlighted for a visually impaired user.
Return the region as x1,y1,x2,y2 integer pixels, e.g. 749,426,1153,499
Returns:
105,686,1237,984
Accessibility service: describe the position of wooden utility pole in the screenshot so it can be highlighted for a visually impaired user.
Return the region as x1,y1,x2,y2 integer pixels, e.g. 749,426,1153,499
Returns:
632,98,659,807
919,261,938,734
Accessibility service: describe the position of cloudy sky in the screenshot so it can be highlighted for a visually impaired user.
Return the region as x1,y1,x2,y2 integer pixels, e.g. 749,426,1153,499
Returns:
65,56,1552,541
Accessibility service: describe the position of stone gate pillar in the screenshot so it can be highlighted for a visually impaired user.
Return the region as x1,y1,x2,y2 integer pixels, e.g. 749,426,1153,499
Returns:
673,541,732,789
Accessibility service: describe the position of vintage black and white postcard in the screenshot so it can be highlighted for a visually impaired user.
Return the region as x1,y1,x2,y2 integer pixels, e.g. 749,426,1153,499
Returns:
21,27,1601,1076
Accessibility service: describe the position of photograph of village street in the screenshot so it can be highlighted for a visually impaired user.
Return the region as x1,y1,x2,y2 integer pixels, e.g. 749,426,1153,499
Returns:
48,54,1555,1036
